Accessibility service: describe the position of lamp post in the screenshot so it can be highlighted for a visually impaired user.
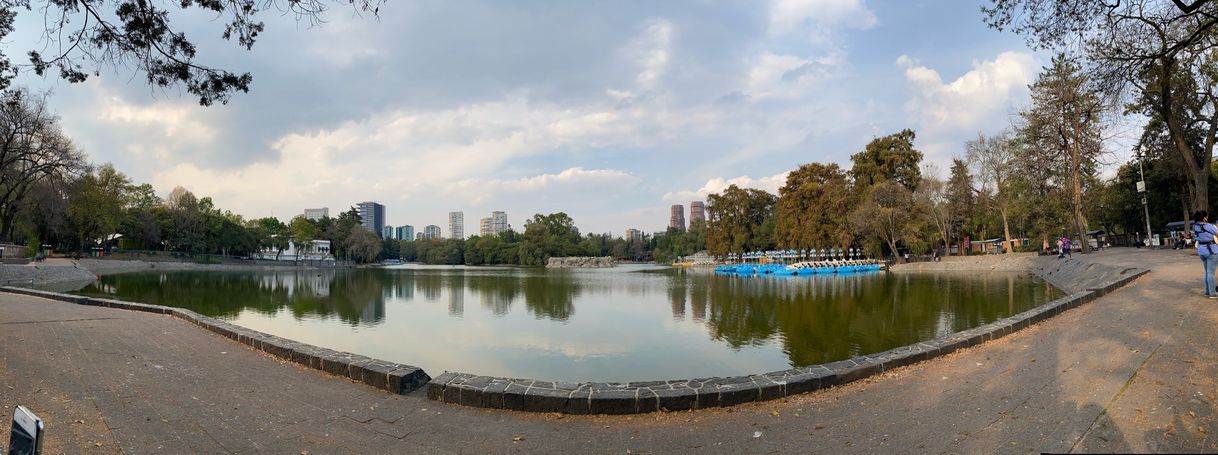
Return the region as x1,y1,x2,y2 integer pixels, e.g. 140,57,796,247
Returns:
1136,153,1152,245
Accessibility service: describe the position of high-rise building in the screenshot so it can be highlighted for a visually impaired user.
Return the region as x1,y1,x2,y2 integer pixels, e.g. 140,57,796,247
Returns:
303,208,328,221
690,201,706,225
357,202,385,236
669,204,686,231
404,225,414,241
383,225,395,239
396,225,412,241
415,232,425,241
448,212,464,239
625,228,643,242
492,211,508,234
424,225,441,239
479,217,493,236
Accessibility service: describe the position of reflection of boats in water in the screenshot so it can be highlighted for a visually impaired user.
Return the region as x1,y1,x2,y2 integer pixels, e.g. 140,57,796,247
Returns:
715,260,883,275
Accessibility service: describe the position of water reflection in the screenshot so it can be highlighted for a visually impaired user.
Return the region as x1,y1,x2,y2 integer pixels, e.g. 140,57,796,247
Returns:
73,266,1061,380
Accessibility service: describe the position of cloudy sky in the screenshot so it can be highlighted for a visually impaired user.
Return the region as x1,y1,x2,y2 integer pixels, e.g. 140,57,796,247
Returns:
10,0,1080,236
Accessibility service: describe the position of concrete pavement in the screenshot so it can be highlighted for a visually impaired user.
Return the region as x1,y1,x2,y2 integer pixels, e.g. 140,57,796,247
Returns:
1,247,1215,453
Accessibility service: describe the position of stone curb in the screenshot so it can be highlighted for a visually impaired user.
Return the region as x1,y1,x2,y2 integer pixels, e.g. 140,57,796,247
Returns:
425,266,1149,414
0,286,431,394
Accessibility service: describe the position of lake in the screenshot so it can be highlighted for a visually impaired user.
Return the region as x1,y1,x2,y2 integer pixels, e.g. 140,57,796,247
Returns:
73,264,1061,382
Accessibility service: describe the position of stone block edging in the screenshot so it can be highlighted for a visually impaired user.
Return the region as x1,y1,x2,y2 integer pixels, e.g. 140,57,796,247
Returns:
0,286,430,394
425,267,1149,414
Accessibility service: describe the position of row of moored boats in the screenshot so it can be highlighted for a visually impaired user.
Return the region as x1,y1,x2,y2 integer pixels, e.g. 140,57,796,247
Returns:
715,260,883,275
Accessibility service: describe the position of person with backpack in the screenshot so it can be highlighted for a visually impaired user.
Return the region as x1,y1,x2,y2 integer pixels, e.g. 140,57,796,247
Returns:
1192,210,1218,298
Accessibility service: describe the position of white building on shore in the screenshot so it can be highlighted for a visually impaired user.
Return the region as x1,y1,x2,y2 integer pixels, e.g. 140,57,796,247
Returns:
256,239,335,262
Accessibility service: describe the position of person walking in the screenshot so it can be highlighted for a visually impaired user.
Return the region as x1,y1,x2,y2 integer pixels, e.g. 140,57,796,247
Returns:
1192,211,1218,298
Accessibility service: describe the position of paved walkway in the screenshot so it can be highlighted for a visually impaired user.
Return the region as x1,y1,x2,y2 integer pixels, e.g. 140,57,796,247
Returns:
1,248,1215,453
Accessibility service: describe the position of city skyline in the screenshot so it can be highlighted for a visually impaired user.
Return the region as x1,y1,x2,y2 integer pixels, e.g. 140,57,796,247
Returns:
11,2,1136,235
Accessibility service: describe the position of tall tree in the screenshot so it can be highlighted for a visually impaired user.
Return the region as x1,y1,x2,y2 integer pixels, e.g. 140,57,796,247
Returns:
850,182,919,262
0,90,85,240
705,184,777,258
67,164,131,253
917,164,952,253
984,0,1218,213
946,159,975,254
774,163,854,251
1019,56,1106,253
289,215,318,260
849,129,924,192
966,132,1019,252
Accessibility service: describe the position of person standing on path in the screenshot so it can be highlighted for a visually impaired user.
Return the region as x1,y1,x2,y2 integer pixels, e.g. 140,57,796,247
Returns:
1191,210,1218,298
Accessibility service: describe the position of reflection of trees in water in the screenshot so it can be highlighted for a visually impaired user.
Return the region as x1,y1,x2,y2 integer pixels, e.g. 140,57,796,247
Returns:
521,272,578,321
412,273,444,302
464,274,519,317
693,273,1060,366
82,270,389,325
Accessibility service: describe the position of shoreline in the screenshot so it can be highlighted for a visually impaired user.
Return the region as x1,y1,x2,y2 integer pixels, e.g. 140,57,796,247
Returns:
0,257,337,288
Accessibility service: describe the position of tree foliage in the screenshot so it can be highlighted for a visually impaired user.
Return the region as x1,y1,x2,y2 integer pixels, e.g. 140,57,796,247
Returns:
775,163,852,250
7,0,385,105
849,129,923,192
705,184,777,257
0,89,84,241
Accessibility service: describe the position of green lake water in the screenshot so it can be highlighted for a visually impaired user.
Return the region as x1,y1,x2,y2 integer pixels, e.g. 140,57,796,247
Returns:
73,264,1062,382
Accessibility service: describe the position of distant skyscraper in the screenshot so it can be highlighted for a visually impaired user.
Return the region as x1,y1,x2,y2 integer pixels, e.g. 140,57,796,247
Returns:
303,208,328,221
480,217,493,236
669,204,686,231
396,225,410,241
448,212,464,239
625,228,643,242
404,225,414,241
357,202,385,236
383,225,395,239
415,232,425,241
492,211,508,233
689,201,706,225
424,225,441,239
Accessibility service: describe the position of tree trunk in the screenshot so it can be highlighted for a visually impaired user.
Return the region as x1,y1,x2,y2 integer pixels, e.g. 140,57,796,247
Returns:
1001,204,1014,253
1071,126,1091,254
1160,59,1210,213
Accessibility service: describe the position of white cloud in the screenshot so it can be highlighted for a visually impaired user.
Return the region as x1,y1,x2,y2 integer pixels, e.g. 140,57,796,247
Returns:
622,20,674,91
445,167,639,205
769,0,878,34
897,51,1037,135
662,171,791,202
146,92,709,228
745,51,842,101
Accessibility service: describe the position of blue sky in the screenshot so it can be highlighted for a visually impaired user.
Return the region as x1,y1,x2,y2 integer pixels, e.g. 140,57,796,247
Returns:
10,0,1081,236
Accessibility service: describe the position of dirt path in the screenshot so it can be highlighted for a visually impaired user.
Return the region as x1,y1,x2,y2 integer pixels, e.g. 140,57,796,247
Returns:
1,248,1213,453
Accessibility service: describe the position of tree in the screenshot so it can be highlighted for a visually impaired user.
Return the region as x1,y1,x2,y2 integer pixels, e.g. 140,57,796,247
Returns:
0,89,85,241
518,213,582,266
774,163,854,251
849,129,924,192
9,0,385,105
289,215,318,260
946,159,975,253
67,164,131,253
983,0,1218,213
250,217,289,259
705,184,777,258
849,182,919,263
1019,56,1106,253
917,164,952,253
966,132,1019,252
345,227,382,263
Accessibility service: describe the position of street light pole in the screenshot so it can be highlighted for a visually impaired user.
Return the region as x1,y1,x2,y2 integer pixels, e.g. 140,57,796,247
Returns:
1137,153,1152,245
